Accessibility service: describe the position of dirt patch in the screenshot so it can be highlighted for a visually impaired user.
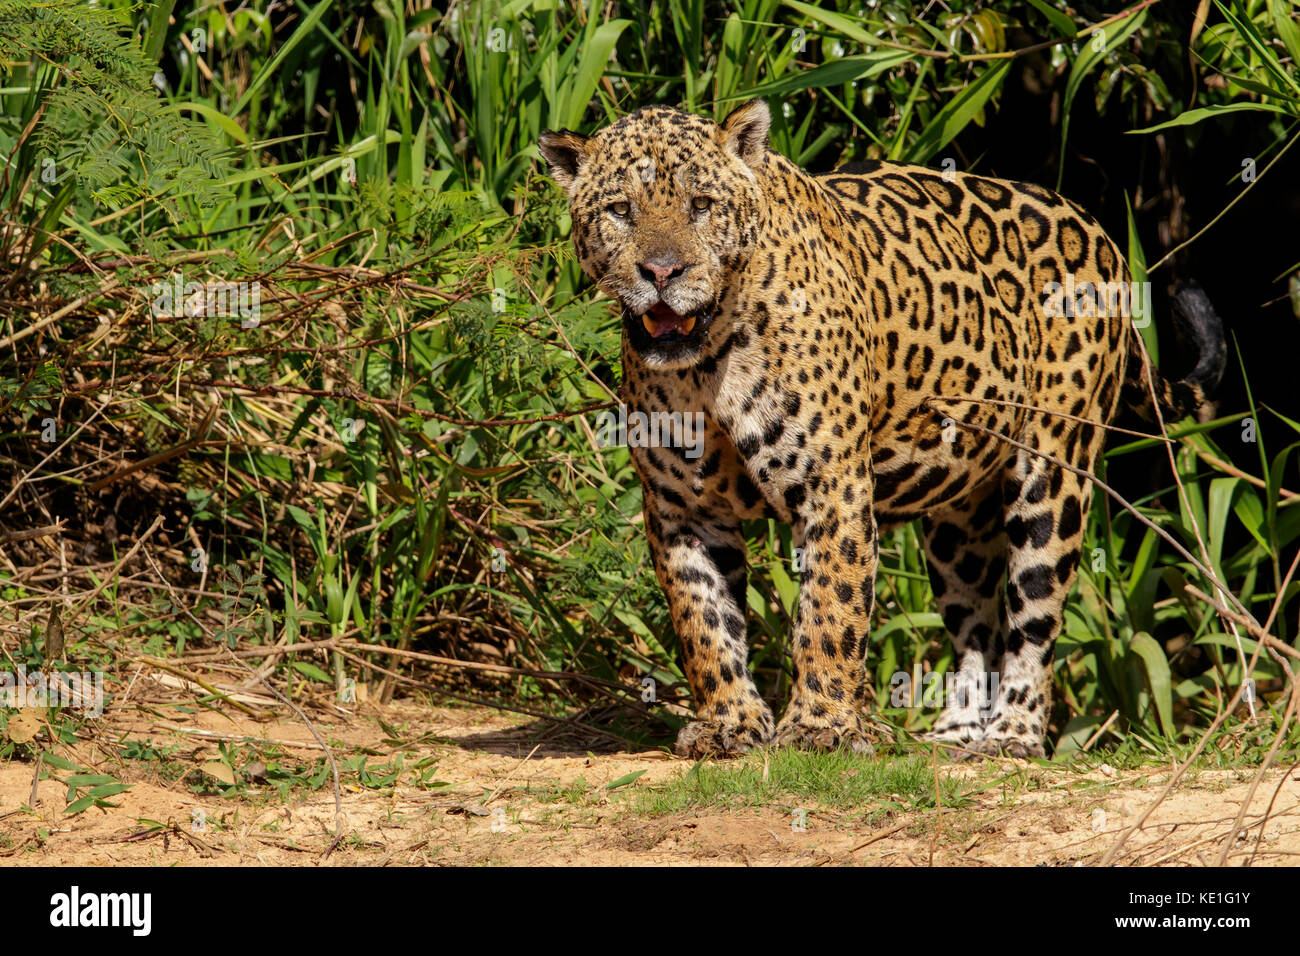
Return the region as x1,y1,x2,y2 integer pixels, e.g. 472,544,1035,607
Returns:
2,701,1297,866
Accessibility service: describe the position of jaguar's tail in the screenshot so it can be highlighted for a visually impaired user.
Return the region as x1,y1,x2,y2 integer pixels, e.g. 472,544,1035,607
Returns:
1122,279,1226,423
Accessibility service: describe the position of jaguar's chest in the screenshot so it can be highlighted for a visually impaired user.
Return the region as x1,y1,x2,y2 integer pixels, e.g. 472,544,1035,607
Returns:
644,333,872,514
627,312,1002,528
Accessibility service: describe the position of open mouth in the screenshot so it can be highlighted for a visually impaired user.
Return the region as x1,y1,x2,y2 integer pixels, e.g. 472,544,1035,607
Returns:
641,302,698,339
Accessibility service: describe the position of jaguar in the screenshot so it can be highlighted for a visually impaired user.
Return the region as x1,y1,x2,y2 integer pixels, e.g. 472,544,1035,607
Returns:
538,99,1224,758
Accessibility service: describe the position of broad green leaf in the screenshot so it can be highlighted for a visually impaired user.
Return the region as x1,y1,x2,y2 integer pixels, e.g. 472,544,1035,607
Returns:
715,13,744,105
285,505,318,537
1207,476,1241,573
736,51,911,100
290,661,332,682
86,783,132,799
560,20,632,131
890,58,933,160
1124,526,1159,629
1216,0,1300,96
1232,486,1271,555
605,770,647,789
770,559,800,616
782,0,877,46
1128,631,1174,737
64,795,104,815
143,0,178,64
42,753,79,771
288,132,403,191
1270,0,1300,67
1109,411,1247,456
169,102,250,144
1054,714,1103,757
1025,0,1077,37
1059,8,1147,187
1193,631,1261,656
1124,191,1157,361
65,774,118,786
1130,101,1293,134
1175,674,1219,698
871,612,944,644
1266,442,1300,550
905,59,1011,162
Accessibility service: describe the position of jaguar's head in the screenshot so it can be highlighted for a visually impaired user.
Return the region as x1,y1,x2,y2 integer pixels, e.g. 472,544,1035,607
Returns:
539,100,770,369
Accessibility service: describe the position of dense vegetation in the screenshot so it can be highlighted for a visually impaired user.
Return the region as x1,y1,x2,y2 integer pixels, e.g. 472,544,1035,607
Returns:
1,0,1297,761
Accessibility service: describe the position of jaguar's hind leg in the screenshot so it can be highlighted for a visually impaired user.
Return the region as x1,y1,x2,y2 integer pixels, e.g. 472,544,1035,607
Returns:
920,482,1007,753
973,443,1097,759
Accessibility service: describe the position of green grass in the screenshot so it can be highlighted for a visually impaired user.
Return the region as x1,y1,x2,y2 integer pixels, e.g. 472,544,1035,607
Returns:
630,749,974,818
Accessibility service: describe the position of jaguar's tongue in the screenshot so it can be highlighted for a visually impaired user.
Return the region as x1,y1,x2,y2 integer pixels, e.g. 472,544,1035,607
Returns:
642,303,697,338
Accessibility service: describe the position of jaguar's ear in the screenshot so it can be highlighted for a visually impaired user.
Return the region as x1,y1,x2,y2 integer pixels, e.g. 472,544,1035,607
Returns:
721,99,771,166
538,129,590,191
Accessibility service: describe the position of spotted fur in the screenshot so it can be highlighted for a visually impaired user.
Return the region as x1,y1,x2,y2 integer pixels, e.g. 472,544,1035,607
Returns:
539,101,1224,759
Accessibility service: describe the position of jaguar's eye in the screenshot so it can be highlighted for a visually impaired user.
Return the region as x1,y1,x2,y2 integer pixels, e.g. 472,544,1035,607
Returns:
610,201,631,217
691,196,712,212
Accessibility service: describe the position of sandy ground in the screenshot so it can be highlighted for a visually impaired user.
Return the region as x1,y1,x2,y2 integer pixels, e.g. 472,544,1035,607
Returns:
2,699,1298,866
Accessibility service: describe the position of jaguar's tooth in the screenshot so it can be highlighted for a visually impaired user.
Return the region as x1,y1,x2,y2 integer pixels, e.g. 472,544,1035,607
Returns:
681,315,697,335
642,315,660,336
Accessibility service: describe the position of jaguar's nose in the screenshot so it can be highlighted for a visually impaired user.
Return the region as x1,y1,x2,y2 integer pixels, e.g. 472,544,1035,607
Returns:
638,260,687,291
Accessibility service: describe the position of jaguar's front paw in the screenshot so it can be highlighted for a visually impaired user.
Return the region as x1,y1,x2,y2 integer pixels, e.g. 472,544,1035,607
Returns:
772,716,876,755
674,719,769,758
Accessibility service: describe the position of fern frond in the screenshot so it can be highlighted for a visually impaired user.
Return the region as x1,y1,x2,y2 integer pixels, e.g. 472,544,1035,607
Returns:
2,0,232,220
